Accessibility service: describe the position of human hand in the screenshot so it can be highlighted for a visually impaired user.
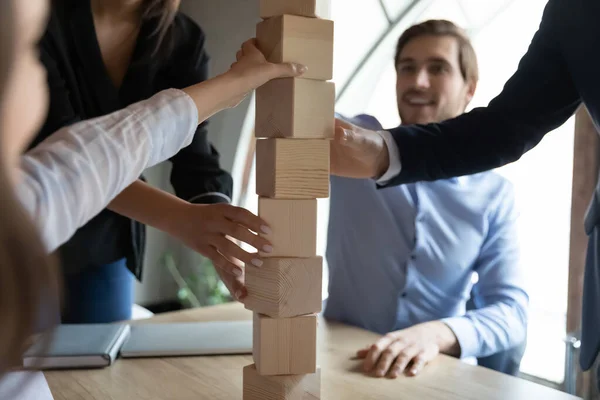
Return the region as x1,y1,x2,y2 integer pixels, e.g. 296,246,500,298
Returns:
226,39,307,106
356,322,446,378
167,203,273,300
330,118,390,179
218,252,246,301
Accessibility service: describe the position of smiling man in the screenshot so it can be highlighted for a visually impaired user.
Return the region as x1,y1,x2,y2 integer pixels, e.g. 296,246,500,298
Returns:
324,20,528,378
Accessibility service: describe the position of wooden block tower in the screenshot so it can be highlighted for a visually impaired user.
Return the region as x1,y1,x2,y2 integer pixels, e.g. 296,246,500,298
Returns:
243,1,333,398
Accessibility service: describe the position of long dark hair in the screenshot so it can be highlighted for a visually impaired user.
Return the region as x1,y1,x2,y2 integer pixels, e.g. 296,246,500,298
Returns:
140,0,179,58
0,0,60,376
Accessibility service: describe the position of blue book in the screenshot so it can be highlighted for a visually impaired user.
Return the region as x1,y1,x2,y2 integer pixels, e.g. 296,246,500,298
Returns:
23,324,130,369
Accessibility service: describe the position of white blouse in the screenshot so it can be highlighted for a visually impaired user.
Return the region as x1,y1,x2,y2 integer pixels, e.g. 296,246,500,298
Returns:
17,88,199,252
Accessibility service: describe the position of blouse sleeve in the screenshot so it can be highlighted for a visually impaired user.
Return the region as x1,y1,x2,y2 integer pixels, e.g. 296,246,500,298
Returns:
18,88,198,253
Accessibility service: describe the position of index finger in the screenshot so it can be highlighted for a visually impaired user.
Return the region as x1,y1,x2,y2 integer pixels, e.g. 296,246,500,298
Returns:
224,206,271,235
363,335,395,372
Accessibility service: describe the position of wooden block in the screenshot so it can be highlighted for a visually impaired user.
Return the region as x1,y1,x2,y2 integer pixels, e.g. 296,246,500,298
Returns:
245,257,322,318
243,364,321,400
260,0,331,19
256,15,334,80
255,78,334,139
253,313,317,375
255,139,329,199
257,198,317,257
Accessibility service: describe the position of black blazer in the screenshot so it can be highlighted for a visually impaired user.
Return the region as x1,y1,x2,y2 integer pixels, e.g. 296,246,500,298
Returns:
383,0,600,372
36,0,233,279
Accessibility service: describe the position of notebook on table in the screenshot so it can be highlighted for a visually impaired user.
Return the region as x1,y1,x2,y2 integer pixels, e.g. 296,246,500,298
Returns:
0,372,54,400
23,324,130,369
119,320,252,358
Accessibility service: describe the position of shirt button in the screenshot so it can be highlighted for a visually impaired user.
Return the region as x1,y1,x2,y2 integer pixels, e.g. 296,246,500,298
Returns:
401,292,408,298
410,254,416,260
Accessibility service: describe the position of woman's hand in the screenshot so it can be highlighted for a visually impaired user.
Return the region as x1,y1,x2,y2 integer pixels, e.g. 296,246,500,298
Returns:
225,39,307,107
181,38,306,120
167,203,273,300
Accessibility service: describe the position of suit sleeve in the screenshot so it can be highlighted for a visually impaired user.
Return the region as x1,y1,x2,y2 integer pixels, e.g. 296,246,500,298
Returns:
383,0,580,186
164,16,233,204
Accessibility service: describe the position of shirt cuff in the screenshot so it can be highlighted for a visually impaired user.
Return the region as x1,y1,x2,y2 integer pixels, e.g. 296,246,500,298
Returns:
441,317,480,359
375,130,401,185
188,192,231,204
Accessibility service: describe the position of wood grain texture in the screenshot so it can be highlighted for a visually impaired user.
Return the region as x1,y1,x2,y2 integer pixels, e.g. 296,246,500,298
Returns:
243,364,321,400
245,257,322,318
255,139,329,199
260,0,331,19
255,78,335,139
45,303,580,400
258,198,317,257
256,15,334,80
253,313,317,375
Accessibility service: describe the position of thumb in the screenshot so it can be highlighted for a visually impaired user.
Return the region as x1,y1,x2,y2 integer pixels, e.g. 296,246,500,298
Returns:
273,62,308,78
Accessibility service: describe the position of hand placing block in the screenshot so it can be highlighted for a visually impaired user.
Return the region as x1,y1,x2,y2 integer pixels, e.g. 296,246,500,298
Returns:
253,313,317,375
256,78,334,139
245,257,322,318
243,364,321,400
256,139,329,199
256,15,333,80
260,0,331,19
258,198,317,257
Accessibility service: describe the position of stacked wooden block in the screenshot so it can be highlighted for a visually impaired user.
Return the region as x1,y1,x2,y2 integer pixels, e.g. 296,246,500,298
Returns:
243,1,334,399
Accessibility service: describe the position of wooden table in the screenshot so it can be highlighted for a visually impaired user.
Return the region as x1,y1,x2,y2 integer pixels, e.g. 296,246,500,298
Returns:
45,303,580,400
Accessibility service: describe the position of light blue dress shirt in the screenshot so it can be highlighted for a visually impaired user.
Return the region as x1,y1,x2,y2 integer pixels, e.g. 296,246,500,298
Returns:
324,114,529,358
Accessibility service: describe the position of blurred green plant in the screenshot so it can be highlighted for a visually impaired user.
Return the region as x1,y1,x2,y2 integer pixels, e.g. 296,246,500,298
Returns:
163,252,232,308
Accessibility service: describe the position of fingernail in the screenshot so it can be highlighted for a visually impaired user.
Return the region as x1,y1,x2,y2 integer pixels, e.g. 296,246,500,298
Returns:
261,225,272,235
251,259,263,267
410,368,417,375
233,268,243,277
376,369,385,377
262,245,273,253
294,63,308,74
342,129,351,141
235,290,242,299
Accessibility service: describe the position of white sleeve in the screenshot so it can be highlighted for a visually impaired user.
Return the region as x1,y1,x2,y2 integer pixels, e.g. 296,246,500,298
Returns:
17,88,199,253
375,130,402,185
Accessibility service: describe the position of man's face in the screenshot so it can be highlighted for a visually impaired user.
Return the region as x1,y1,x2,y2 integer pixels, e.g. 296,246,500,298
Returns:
395,34,476,125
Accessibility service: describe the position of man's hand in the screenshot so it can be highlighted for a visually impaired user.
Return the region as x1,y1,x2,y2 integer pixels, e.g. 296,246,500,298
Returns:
167,203,273,301
330,118,390,179
356,321,459,378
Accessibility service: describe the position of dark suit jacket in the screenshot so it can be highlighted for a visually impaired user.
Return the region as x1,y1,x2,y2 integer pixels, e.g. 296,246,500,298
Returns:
383,0,600,372
36,0,233,280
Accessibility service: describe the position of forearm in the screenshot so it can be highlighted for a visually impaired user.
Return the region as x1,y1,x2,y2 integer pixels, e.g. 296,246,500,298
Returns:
108,180,188,237
19,89,198,252
181,72,249,125
442,299,528,359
